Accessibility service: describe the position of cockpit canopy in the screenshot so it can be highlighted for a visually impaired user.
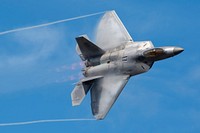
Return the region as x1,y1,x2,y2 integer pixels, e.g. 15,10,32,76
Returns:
143,48,164,58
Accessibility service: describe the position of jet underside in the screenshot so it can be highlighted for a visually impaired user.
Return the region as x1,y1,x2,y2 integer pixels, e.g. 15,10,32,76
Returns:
71,11,184,120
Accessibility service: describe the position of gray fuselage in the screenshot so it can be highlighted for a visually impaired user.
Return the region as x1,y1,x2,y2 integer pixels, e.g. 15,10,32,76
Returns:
83,41,154,77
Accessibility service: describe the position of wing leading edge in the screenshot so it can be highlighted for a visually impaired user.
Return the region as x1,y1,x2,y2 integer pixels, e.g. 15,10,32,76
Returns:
95,10,133,50
90,75,130,120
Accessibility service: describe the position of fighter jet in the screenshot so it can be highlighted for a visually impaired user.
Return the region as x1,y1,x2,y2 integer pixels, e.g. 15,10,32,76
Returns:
71,11,184,120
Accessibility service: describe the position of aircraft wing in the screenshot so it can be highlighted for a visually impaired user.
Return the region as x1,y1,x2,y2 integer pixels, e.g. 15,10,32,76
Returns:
90,75,130,120
95,10,133,50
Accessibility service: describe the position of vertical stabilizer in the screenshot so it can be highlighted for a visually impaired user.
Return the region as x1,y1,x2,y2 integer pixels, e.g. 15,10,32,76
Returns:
75,35,105,61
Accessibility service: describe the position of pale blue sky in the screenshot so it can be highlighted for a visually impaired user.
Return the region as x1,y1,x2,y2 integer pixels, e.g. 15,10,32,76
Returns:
0,0,200,133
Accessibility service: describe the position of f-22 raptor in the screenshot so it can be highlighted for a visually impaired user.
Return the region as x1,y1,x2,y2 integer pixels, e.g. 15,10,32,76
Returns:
71,11,183,120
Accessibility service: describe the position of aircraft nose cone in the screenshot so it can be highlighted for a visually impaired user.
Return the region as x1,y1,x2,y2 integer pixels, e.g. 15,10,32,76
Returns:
173,47,184,55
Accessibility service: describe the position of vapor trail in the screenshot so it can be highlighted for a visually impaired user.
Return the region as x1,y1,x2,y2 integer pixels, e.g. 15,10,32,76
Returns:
0,11,106,36
0,118,95,126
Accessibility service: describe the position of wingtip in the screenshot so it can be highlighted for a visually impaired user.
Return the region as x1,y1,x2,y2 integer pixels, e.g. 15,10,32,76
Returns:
94,114,105,120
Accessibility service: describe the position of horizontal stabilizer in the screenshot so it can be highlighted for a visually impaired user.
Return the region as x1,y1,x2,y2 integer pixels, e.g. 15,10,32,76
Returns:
76,36,105,60
71,76,103,106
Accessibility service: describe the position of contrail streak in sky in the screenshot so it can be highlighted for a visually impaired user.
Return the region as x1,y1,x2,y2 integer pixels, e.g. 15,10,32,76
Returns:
0,11,106,35
0,118,96,126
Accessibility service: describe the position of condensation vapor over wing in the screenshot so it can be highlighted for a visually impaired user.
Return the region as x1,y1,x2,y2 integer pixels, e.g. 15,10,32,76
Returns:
95,10,133,50
0,11,105,93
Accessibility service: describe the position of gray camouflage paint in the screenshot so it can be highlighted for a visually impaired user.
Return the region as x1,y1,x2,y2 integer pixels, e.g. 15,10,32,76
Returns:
71,11,183,120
